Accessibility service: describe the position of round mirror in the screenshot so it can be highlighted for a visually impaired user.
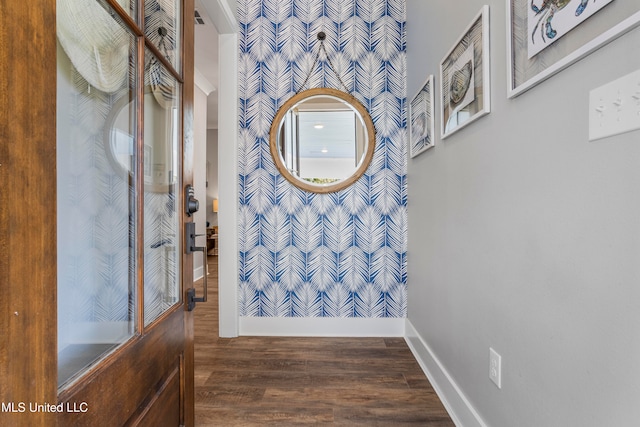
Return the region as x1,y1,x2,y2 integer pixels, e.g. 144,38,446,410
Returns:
104,87,179,192
269,88,376,193
104,93,135,181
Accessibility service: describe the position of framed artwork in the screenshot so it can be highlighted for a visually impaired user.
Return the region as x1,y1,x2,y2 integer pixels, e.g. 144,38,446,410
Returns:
440,5,490,139
527,0,614,58
508,0,640,98
409,75,435,158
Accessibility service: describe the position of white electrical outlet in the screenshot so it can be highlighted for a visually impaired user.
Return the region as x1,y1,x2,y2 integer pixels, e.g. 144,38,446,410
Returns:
589,68,640,141
489,347,502,389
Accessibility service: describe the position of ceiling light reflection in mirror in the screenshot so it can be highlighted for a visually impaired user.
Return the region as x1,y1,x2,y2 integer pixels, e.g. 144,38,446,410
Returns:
270,88,375,194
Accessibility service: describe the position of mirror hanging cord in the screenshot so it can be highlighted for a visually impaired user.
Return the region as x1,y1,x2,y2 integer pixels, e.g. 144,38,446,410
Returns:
295,32,351,95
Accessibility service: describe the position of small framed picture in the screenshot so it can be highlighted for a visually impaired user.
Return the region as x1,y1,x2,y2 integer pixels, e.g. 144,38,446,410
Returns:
409,75,435,158
440,5,490,139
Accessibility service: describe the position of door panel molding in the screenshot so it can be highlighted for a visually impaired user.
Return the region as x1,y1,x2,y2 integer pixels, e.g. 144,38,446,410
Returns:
126,364,181,426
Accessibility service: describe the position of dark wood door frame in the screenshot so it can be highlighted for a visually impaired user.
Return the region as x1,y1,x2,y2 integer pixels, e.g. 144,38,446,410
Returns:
0,2,58,426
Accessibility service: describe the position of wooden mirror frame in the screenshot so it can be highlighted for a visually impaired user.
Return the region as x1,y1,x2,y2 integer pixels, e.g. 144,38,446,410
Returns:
269,88,376,194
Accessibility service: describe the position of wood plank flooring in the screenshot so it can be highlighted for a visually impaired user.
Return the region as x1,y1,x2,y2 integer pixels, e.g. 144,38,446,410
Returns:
194,256,454,426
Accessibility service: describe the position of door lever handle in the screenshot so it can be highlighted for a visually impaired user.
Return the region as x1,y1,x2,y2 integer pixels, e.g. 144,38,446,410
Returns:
185,222,207,311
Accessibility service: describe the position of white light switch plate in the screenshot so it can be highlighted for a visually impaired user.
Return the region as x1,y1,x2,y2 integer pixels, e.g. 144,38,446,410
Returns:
589,69,640,141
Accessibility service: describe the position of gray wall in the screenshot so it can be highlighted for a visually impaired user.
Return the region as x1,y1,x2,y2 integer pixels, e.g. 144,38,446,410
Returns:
406,2,640,426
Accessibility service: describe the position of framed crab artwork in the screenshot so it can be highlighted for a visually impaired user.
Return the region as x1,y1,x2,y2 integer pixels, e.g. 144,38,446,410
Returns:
527,0,614,58
440,5,490,139
508,0,640,98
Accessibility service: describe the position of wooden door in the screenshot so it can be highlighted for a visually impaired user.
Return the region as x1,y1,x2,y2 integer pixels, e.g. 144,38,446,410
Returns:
0,0,198,426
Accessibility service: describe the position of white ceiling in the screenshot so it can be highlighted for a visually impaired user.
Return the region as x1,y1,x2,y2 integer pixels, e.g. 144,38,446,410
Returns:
194,0,220,129
298,111,358,158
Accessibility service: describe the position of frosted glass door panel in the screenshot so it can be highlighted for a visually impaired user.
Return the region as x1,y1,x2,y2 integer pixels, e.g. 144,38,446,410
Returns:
56,11,137,389
143,50,181,326
145,0,182,74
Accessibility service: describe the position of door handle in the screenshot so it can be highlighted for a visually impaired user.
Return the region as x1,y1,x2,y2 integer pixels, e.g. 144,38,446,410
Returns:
185,222,207,311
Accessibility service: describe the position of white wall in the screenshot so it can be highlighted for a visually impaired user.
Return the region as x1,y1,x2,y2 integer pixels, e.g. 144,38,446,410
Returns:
206,129,219,226
406,2,640,426
217,32,240,337
193,85,209,279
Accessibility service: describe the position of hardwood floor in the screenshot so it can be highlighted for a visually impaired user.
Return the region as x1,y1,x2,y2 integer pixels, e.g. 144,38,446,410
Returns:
194,256,454,426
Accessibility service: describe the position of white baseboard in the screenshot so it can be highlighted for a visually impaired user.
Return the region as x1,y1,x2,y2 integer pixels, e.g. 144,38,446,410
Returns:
405,319,487,427
194,265,205,282
239,316,405,337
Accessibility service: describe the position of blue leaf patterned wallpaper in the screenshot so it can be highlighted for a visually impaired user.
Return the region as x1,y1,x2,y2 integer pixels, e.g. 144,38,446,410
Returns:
238,0,407,318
